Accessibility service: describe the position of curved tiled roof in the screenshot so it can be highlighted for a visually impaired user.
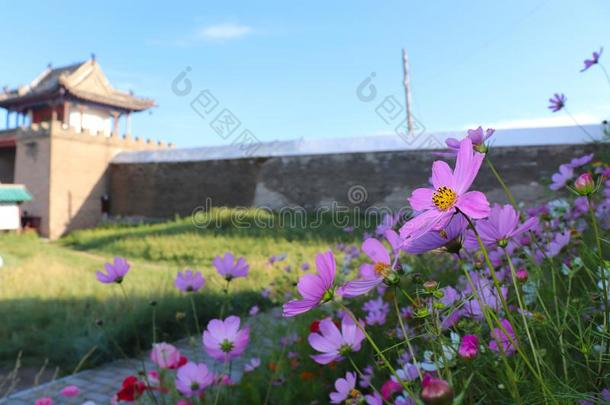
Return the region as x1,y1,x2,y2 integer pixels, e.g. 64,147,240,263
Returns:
0,59,154,111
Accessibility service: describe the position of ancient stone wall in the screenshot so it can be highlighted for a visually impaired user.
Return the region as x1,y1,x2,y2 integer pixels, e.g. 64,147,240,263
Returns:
109,143,602,219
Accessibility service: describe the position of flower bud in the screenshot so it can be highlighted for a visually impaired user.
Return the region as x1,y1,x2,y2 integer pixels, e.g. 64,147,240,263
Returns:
421,375,454,405
574,173,595,195
423,280,438,292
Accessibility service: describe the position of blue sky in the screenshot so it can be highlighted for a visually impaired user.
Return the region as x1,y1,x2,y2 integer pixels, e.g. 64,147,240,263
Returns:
0,0,608,147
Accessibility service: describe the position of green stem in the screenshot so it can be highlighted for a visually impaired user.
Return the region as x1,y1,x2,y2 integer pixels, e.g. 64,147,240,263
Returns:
340,304,417,400
190,294,202,337
392,290,423,381
486,157,518,210
588,195,610,381
504,251,544,380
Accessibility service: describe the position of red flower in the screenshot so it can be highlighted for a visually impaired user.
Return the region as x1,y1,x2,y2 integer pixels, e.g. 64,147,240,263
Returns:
309,320,321,333
169,355,188,369
116,376,147,402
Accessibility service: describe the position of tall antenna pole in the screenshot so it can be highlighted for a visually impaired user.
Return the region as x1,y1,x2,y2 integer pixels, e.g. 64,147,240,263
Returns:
402,48,414,136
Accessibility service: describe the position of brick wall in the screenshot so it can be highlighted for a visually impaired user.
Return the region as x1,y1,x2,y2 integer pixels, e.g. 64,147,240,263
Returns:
109,143,603,219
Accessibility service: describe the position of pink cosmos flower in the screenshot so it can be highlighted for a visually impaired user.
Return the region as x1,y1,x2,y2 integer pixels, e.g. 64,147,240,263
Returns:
489,319,517,355
400,138,489,243
444,126,495,155
550,164,574,190
581,47,603,72
574,173,595,195
339,235,397,297
421,374,454,404
175,362,214,397
213,252,249,280
458,335,479,359
175,269,205,293
283,251,337,317
60,385,80,397
35,398,52,405
472,204,538,248
548,93,566,112
329,371,358,404
380,378,402,400
308,315,365,364
150,342,182,369
403,215,468,254
203,316,250,361
96,257,130,284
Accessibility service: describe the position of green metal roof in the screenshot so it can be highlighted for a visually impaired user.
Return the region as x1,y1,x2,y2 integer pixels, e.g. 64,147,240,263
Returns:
0,186,32,202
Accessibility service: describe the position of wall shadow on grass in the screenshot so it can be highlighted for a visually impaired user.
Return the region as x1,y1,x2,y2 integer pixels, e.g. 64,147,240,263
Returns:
0,290,267,374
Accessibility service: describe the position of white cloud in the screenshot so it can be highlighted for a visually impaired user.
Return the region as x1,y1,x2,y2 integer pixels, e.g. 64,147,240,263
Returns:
195,23,253,41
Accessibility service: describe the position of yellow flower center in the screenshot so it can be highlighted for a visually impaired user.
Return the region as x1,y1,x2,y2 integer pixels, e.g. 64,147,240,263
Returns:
432,186,457,211
374,262,391,278
349,389,361,398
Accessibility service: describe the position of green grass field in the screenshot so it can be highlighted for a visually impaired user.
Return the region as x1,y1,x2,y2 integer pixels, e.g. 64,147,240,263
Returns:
0,210,363,373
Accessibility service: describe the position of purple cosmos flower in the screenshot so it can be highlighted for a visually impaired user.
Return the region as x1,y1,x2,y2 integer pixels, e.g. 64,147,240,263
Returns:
339,237,395,297
489,319,517,356
375,212,399,236
581,47,603,72
174,269,205,293
308,315,365,364
363,297,390,326
244,357,261,372
329,372,358,404
403,214,468,254
249,305,259,316
568,153,594,169
548,93,566,112
472,204,538,248
458,335,479,359
464,275,507,319
203,316,250,361
400,138,490,242
175,362,214,397
96,257,130,284
550,164,574,190
444,126,495,155
359,365,374,388
547,230,571,257
283,251,336,317
365,392,383,405
396,363,420,381
213,252,249,281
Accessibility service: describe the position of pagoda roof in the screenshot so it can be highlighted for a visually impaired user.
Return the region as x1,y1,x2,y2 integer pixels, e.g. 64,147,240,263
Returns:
0,59,155,112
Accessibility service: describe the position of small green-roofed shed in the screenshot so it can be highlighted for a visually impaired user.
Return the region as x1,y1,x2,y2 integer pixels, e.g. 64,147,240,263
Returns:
0,185,33,203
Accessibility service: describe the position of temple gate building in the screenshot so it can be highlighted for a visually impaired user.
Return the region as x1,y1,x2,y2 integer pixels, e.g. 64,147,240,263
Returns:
0,58,171,239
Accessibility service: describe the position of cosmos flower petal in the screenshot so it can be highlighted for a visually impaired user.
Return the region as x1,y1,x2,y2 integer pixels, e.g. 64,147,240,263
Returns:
315,251,336,289
408,188,435,211
282,298,320,317
431,160,454,189
338,278,382,297
456,191,490,219
362,238,391,264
